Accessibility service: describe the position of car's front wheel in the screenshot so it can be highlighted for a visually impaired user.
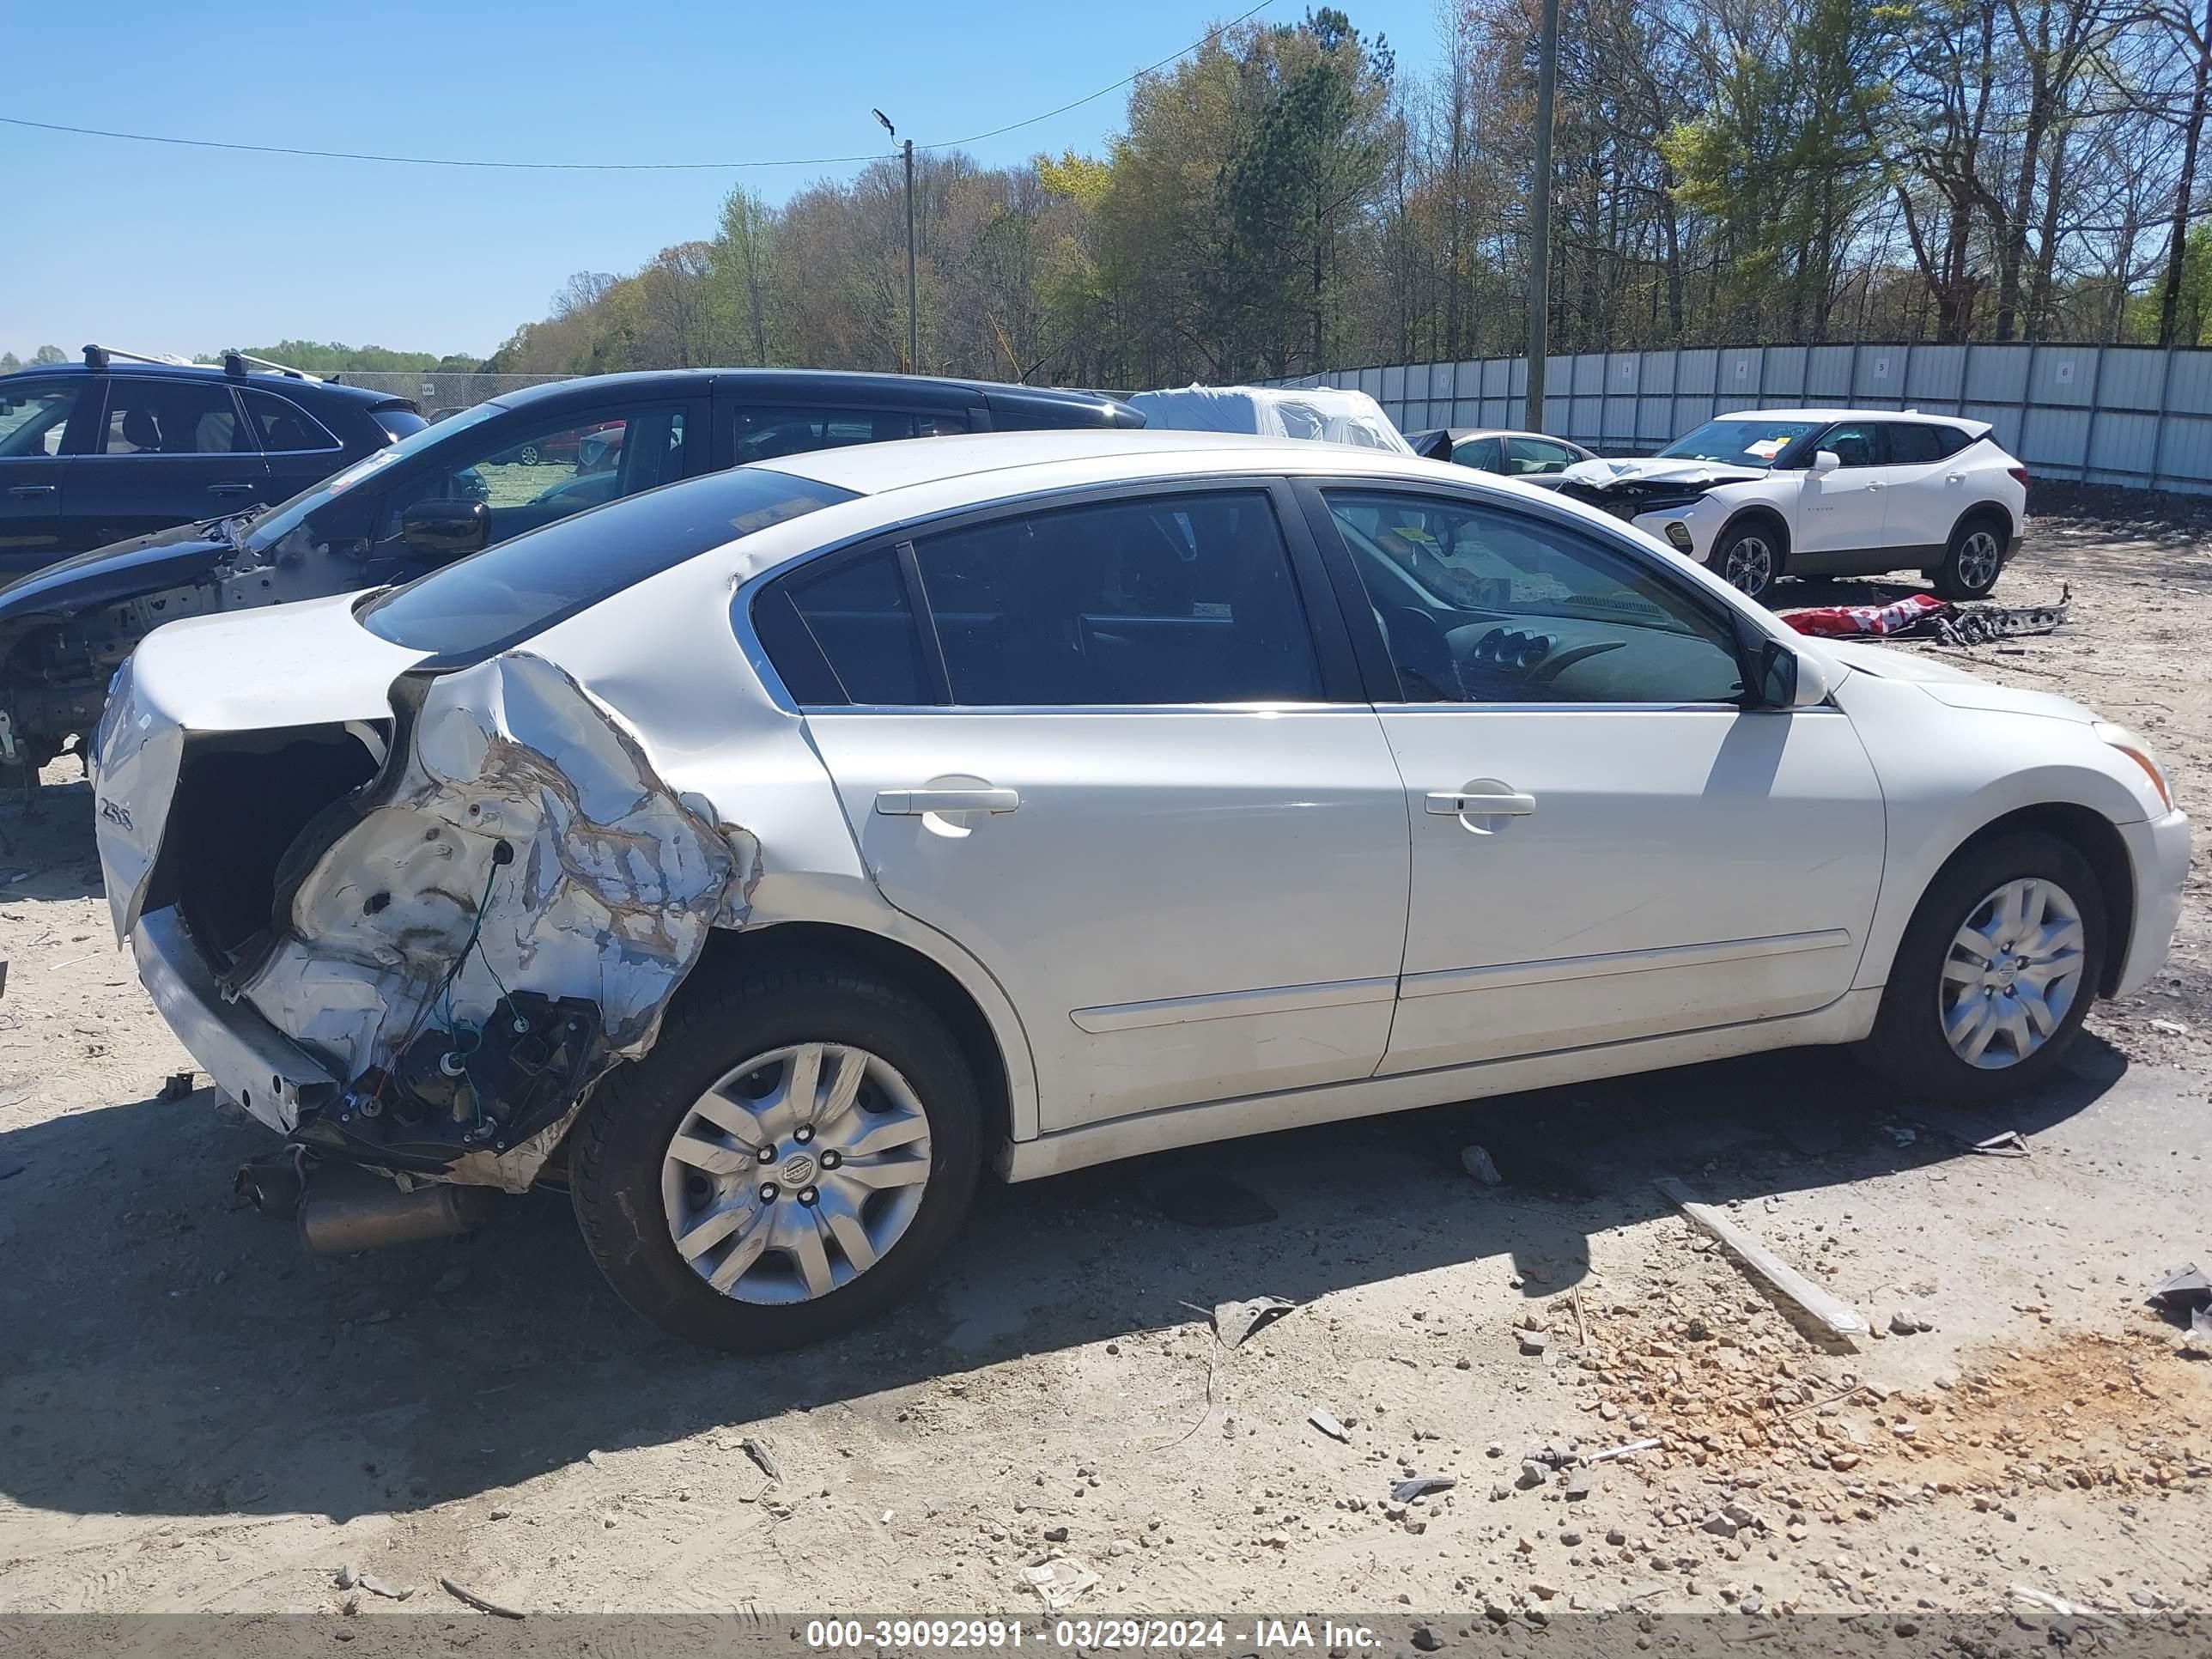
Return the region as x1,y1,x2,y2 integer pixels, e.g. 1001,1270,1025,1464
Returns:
568,954,982,1352
1857,830,2105,1105
516,441,543,466
1713,520,1783,601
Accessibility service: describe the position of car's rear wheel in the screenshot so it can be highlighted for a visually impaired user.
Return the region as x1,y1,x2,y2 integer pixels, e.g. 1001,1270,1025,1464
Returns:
516,441,542,466
1857,830,2105,1106
1714,519,1783,601
1933,515,2006,600
568,954,982,1352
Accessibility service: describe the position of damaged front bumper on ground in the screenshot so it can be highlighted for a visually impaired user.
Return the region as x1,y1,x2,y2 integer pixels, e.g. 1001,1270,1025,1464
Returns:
98,635,760,1194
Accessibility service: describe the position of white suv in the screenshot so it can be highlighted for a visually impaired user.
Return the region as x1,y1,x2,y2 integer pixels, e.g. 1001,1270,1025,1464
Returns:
1559,409,2030,602
94,432,2183,1352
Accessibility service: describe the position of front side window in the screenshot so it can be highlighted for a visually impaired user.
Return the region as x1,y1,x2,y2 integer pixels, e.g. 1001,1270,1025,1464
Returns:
734,406,968,465
99,380,249,454
912,491,1322,706
360,465,854,659
240,388,340,453
1658,419,1820,468
0,381,79,458
1323,489,1747,707
1817,422,1882,468
379,409,690,539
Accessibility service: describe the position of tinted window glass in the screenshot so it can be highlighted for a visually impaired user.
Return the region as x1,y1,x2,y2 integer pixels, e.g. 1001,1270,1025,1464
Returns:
1324,489,1747,706
377,409,690,545
0,380,79,458
245,402,500,551
735,406,969,465
240,388,340,452
1820,422,1881,467
1900,423,1974,460
911,491,1322,706
359,465,855,659
777,549,931,705
376,408,430,441
1453,436,1503,471
1506,436,1583,475
100,380,247,454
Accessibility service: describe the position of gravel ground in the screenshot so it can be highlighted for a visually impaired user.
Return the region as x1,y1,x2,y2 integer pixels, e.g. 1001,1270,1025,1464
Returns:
0,505,2206,1632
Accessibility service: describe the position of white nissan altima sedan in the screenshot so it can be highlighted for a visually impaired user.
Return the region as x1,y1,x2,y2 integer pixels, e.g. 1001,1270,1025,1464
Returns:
93,431,2190,1351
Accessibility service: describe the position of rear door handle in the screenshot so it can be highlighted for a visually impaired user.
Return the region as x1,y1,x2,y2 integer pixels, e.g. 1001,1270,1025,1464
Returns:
876,787,1020,816
1427,790,1536,817
207,483,258,496
6,484,56,500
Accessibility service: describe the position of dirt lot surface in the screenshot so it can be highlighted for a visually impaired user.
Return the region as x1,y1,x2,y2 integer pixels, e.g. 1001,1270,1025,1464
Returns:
2,499,2208,1635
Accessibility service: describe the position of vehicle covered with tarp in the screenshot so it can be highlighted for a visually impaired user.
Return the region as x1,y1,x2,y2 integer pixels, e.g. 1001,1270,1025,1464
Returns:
1125,385,1412,453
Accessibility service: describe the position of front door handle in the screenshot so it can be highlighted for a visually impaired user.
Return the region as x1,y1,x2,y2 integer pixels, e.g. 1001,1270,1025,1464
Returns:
6,484,57,500
876,787,1020,816
207,483,258,496
1427,790,1535,817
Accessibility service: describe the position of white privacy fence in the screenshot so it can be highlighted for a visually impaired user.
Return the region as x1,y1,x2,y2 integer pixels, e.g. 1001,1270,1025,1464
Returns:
1269,343,2212,495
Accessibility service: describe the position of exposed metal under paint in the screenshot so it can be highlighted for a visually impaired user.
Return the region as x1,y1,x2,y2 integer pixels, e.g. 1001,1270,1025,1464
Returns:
231,652,758,1187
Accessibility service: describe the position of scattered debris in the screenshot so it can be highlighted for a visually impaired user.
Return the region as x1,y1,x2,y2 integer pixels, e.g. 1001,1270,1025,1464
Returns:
1518,1328,1550,1356
1888,1309,1933,1336
156,1070,197,1102
1581,1437,1660,1464
356,1573,412,1601
2184,1310,2212,1358
1936,586,2072,646
1562,1469,1593,1499
439,1577,525,1620
1307,1408,1350,1443
2148,1264,2210,1316
2148,1018,2191,1037
1389,1474,1457,1504
1971,1129,2030,1156
740,1437,781,1482
1022,1554,1099,1610
1653,1177,1871,1338
333,1564,358,1591
1459,1144,1503,1184
1209,1295,1297,1350
2009,1585,2117,1627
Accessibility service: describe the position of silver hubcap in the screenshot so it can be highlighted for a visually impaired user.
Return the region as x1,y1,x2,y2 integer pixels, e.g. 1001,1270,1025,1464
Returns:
1939,878,2085,1069
1724,535,1772,593
1956,530,2001,590
660,1042,933,1304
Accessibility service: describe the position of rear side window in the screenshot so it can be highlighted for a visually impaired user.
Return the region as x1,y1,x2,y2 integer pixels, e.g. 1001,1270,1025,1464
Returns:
734,406,968,465
99,380,248,454
374,407,429,441
763,549,932,705
1885,423,1952,465
359,465,855,659
240,388,341,452
913,491,1321,706
1453,436,1502,471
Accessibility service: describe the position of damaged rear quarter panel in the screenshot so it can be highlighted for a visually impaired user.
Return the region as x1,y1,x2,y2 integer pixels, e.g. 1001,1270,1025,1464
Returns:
240,651,760,1184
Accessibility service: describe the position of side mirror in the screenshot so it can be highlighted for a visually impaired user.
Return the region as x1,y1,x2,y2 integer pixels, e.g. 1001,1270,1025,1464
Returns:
1809,449,1841,475
1747,637,1833,709
400,500,489,558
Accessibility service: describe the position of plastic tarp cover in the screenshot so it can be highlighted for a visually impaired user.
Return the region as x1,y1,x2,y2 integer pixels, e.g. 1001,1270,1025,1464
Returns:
1125,385,1413,454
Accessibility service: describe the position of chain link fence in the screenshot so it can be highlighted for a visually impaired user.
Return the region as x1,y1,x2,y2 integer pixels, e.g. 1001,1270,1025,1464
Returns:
1272,343,2212,495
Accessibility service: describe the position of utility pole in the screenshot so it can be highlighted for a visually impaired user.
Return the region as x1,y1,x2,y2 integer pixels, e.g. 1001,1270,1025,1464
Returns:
1523,0,1560,432
873,109,921,374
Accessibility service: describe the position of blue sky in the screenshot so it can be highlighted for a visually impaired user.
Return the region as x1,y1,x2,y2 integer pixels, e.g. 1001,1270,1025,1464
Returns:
2,0,1439,362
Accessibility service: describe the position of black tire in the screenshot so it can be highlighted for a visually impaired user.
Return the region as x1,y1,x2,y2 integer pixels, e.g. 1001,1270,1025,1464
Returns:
568,953,983,1352
1856,830,2106,1107
1933,513,2007,600
1712,516,1784,602
516,442,542,466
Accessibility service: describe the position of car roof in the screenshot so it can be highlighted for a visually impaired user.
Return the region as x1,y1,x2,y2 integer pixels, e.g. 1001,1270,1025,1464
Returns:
755,428,1448,497
0,359,403,407
1425,428,1581,444
1714,407,1981,428
487,368,1133,419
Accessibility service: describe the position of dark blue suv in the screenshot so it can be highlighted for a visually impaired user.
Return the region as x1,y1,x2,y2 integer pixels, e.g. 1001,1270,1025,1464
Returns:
0,366,1138,775
0,349,423,573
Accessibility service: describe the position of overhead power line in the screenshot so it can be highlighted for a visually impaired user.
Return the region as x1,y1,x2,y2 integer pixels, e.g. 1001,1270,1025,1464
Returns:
0,3,1274,174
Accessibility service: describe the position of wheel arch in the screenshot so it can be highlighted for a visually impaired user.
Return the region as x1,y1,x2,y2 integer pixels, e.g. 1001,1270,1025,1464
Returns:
1948,499,2014,549
1716,503,1792,571
1911,802,2136,998
693,920,1023,1163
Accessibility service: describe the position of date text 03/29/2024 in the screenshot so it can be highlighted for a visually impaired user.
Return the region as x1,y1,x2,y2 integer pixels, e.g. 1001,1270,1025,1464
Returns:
804,1620,1383,1650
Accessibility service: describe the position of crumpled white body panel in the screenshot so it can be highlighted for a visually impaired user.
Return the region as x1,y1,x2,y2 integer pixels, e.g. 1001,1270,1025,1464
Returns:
240,651,758,1092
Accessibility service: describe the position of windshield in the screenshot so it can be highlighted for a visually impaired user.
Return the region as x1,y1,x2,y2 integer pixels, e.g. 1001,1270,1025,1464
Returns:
359,465,857,659
246,403,502,550
1657,419,1821,469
